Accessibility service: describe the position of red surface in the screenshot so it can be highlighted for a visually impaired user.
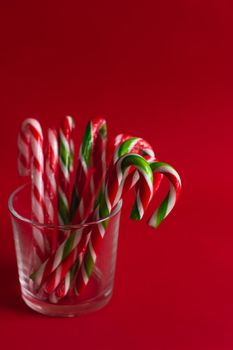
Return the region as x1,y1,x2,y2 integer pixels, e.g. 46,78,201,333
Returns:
0,1,232,349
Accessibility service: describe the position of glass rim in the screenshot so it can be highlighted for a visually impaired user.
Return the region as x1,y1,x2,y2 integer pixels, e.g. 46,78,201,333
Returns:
8,183,122,229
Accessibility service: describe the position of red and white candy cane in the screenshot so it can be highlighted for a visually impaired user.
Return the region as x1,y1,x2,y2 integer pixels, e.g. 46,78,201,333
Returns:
147,162,181,228
44,119,107,298
49,255,82,303
31,117,74,281
70,117,107,223
40,136,159,299
30,224,91,287
18,118,47,261
44,136,156,298
44,128,59,252
58,116,75,227
74,153,154,295
111,135,157,199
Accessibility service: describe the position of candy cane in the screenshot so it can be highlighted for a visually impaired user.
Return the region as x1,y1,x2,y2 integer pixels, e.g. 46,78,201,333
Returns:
44,136,156,298
74,153,154,295
17,118,47,261
43,119,107,297
148,162,181,228
58,116,75,226
69,138,75,172
30,224,92,286
45,120,107,298
70,117,107,222
44,128,59,252
43,158,181,299
111,135,156,199
49,257,81,303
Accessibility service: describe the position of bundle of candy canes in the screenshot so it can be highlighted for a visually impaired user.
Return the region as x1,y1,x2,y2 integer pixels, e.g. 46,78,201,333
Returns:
17,116,181,303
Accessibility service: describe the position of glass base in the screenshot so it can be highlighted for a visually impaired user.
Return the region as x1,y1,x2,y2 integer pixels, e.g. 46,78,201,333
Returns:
21,269,114,317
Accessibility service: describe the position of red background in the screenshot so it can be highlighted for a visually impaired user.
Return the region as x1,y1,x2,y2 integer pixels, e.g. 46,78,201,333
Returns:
0,1,232,349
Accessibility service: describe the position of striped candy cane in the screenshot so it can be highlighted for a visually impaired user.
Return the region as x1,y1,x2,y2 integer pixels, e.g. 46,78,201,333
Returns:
111,136,156,198
44,119,107,298
70,117,107,222
148,162,181,228
74,153,154,295
17,118,47,261
45,121,107,299
58,116,75,227
45,136,156,299
42,160,181,299
69,138,75,172
49,257,81,303
44,128,59,252
30,225,91,286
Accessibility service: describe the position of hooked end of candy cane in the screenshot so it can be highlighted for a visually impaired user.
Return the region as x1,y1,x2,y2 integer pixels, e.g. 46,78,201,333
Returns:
147,212,161,229
147,196,174,229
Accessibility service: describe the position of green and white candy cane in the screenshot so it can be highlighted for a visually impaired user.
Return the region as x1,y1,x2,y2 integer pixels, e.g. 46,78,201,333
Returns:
70,118,107,221
75,153,154,294
148,162,181,228
58,116,75,225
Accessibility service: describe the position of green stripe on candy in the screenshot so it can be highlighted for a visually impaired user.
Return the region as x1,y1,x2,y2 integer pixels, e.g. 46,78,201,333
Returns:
99,196,110,218
81,121,93,167
121,154,154,184
60,139,69,167
62,232,76,260
84,245,94,277
120,154,153,220
99,122,107,139
130,202,141,220
98,195,110,229
69,143,74,171
154,194,169,227
59,123,73,225
70,121,93,220
150,161,176,172
117,137,138,158
58,192,69,224
148,161,180,228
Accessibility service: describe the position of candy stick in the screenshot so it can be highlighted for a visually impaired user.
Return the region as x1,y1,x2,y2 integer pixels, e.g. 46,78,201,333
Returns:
69,120,95,220
49,258,81,303
31,118,106,290
38,136,157,297
69,138,74,172
147,162,181,228
75,153,154,295
70,117,107,222
43,119,107,295
45,136,155,297
42,231,91,294
73,158,176,297
73,118,107,223
58,116,75,226
44,128,59,252
30,224,92,286
17,118,47,261
35,136,155,296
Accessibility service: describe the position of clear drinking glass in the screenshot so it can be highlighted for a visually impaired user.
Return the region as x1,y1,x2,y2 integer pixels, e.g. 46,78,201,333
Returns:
8,184,122,317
